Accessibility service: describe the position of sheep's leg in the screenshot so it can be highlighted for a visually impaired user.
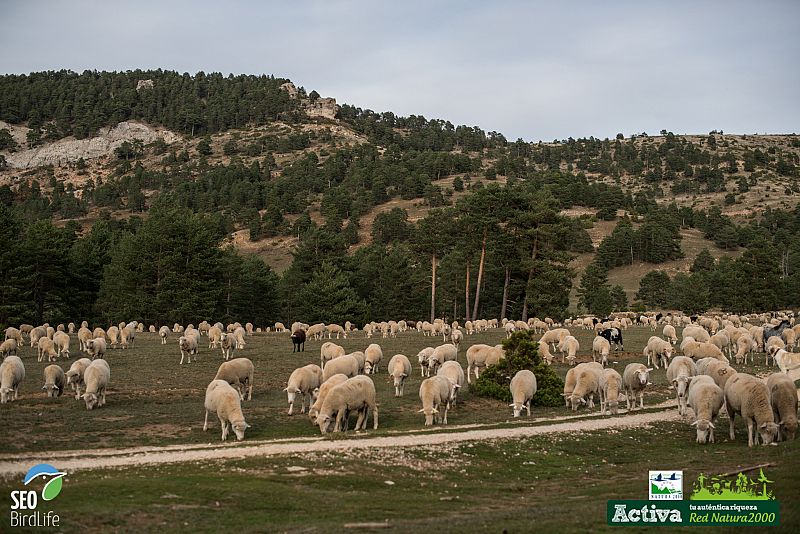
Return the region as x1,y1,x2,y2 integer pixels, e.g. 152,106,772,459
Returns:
525,401,531,417
442,405,448,425
300,393,307,414
625,389,632,411
746,419,755,447
334,410,345,432
639,391,644,409
220,417,228,441
355,408,366,430
203,410,209,431
728,408,736,440
588,393,595,410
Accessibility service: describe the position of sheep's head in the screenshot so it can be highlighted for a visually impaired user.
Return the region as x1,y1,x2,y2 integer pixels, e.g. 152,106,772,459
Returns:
83,392,98,410
42,383,60,398
418,407,438,426
392,373,407,387
566,354,577,366
568,395,586,411
232,420,250,441
673,376,690,398
0,387,12,403
636,368,652,386
509,402,524,417
692,419,715,443
758,422,779,445
316,413,336,433
779,419,797,441
364,361,374,374
284,386,299,405
85,340,95,352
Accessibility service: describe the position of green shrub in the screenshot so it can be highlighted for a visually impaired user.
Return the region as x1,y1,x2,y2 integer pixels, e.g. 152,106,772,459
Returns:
472,331,564,407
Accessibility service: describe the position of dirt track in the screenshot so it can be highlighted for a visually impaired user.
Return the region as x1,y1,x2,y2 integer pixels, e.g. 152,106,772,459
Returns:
0,401,681,477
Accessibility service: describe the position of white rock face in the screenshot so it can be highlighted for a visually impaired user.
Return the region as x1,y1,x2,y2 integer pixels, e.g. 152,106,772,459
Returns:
2,121,180,169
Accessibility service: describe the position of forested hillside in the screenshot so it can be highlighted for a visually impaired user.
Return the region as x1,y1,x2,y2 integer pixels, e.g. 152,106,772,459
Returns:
1,70,799,327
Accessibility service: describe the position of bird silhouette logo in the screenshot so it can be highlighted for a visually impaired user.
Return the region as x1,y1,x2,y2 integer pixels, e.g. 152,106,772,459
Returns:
23,464,66,501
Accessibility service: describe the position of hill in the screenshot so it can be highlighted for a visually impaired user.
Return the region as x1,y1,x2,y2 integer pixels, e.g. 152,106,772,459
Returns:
1,70,799,325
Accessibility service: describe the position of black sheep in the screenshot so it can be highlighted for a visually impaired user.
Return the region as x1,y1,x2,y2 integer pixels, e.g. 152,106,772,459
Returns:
599,328,624,351
291,329,306,352
764,320,790,345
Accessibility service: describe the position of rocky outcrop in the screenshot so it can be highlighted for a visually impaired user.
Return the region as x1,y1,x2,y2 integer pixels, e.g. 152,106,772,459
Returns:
305,97,338,120
136,79,154,91
2,121,180,169
280,82,299,99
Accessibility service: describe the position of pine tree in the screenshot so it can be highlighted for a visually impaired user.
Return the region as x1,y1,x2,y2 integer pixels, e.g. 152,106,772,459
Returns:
297,261,368,324
578,262,613,317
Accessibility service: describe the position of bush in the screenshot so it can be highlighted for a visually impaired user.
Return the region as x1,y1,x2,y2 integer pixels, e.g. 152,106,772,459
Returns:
472,331,564,407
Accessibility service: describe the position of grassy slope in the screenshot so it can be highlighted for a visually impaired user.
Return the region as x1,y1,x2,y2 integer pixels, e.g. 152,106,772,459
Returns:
1,327,798,532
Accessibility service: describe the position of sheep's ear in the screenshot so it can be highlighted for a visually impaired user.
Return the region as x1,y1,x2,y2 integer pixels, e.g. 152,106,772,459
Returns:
282,387,288,392
646,368,653,372
41,385,47,390
401,373,407,378
708,422,715,429
671,380,677,387
509,403,515,407
453,384,461,390
691,421,698,427
431,408,438,414
245,423,251,428
760,422,768,429
417,408,425,413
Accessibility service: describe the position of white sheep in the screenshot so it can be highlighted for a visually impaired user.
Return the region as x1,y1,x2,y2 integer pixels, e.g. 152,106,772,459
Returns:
307,323,327,340
766,373,797,441
387,354,412,397
274,322,286,333
0,356,25,403
285,364,323,415
558,335,580,365
540,328,570,354
92,327,107,342
509,370,537,417
107,325,120,348
592,336,611,366
682,340,727,362
214,358,255,401
53,331,70,358
157,325,168,345
4,327,24,347
686,377,724,443
663,324,678,345
66,358,92,400
701,359,738,391
623,363,652,411
82,359,110,410
734,333,757,365
724,373,779,447
233,326,247,350
364,343,383,374
773,349,800,375
418,376,451,425
68,322,76,334
308,374,349,422
465,343,504,383
450,328,464,349
504,322,516,339
683,325,711,343
203,379,250,440
437,360,465,407
77,327,92,351
320,342,346,369
416,347,434,377
643,335,673,369
327,324,346,339
568,364,602,411
42,364,66,398
178,335,199,364
219,333,235,360
348,351,366,374
666,356,697,416
599,368,623,415
428,343,458,376
37,337,57,363
322,354,359,382
0,339,19,358
315,375,378,433
29,326,47,347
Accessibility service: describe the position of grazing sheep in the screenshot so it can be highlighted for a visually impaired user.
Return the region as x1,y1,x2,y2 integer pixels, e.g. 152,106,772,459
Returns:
663,324,678,344
42,364,65,398
568,365,602,411
308,374,349,422
307,323,327,340
623,363,652,411
52,331,70,358
734,333,758,365
540,328,570,354
207,326,222,348
245,322,254,336
37,337,58,363
178,335,199,364
724,373,779,447
765,373,798,441
203,380,250,441
592,336,611,366
219,333,235,360
417,347,435,377
464,344,504,382
107,326,120,348
232,327,247,350
0,339,18,357
364,343,384,374
683,325,711,343
322,354,359,382
4,327,24,347
509,370,537,417
563,362,602,408
781,328,797,350
327,324,347,339
418,376,452,426
773,349,800,375
558,335,580,365
666,356,697,415
68,322,76,334
709,332,731,358
428,344,458,376
701,359,738,391
687,378,724,444
291,329,306,352
348,351,366,374
82,359,110,410
749,325,765,352
66,358,92,400
0,356,25,403
599,368,623,415
387,354,412,397
285,364,323,415
437,360,465,407
682,340,727,362
92,327,106,342
451,328,464,349
320,342,346,369
29,326,46,347
504,322,516,339
274,322,286,333
315,375,378,433
644,336,673,369
214,358,255,401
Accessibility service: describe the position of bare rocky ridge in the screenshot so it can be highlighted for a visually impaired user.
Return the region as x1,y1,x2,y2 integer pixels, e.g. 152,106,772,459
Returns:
1,121,181,169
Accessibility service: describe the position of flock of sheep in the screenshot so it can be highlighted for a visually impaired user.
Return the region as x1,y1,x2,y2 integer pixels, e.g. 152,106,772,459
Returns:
1,312,799,447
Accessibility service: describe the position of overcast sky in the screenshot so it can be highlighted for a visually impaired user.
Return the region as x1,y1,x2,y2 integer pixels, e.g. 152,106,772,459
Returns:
2,1,798,141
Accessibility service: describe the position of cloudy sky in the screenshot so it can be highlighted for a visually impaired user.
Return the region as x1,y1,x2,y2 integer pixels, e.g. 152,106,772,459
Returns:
2,1,798,141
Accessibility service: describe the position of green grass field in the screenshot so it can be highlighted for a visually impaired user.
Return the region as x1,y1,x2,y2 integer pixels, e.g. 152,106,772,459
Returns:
1,325,798,532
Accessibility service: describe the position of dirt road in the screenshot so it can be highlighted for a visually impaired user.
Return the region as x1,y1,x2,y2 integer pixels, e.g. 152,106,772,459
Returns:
0,402,681,477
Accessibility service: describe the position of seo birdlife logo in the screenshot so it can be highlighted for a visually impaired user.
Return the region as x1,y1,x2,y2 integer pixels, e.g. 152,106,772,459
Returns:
9,464,65,528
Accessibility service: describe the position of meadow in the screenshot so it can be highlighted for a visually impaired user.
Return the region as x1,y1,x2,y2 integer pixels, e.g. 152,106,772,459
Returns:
0,325,798,532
